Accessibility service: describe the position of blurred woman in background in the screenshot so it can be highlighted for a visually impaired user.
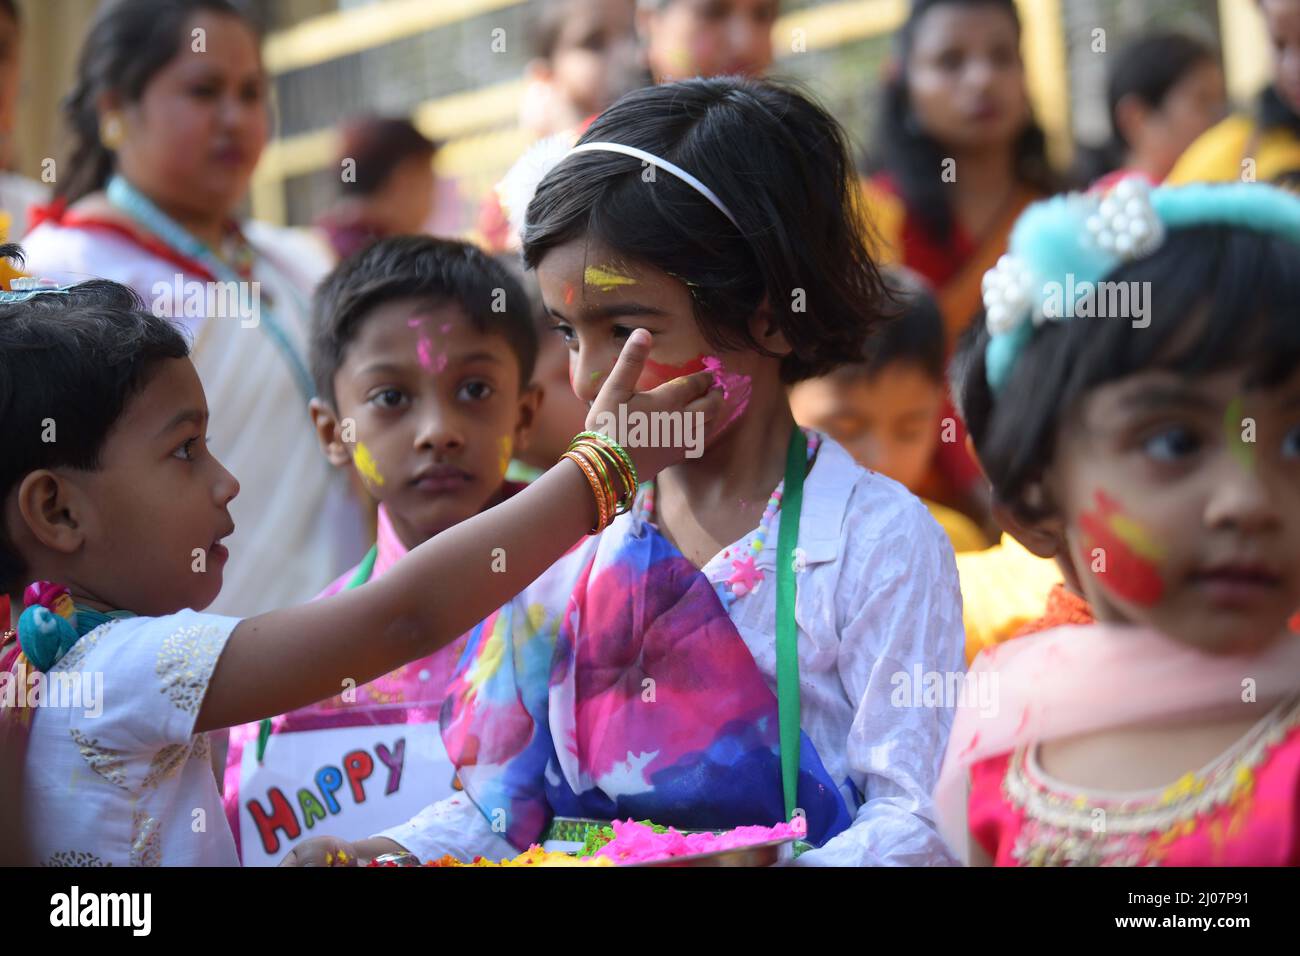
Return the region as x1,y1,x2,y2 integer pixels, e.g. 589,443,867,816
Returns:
1168,0,1300,185
862,0,1057,523
22,0,365,617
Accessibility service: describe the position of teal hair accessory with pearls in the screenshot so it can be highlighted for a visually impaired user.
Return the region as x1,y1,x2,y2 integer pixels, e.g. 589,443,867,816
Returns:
981,179,1300,392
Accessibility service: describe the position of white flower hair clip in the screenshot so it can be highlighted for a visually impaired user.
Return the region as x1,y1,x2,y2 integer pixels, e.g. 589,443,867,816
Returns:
1084,176,1166,257
982,176,1168,391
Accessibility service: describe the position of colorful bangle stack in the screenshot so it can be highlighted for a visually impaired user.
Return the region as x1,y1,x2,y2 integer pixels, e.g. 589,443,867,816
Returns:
562,431,639,535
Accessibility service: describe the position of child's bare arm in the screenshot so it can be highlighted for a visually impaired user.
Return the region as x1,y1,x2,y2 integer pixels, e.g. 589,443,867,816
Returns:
195,331,720,733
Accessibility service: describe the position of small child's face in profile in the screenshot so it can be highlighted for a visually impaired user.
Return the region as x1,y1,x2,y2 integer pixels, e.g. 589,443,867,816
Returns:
1045,364,1300,653
789,364,944,491
534,238,767,449
10,358,239,616
316,298,537,549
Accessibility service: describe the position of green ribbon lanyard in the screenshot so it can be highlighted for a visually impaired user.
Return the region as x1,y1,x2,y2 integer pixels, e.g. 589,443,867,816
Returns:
255,544,378,763
774,426,807,829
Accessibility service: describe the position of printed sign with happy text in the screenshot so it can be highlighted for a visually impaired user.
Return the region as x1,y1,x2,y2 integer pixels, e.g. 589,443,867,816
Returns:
235,722,457,866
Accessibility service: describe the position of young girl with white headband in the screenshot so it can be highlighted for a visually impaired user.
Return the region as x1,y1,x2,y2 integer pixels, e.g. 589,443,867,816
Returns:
936,178,1300,865
286,77,966,867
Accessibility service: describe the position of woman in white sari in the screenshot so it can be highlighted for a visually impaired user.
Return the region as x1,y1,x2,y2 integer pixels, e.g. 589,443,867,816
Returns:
24,0,365,615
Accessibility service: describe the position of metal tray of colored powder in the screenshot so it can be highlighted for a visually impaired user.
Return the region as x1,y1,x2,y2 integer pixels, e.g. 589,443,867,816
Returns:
628,834,799,868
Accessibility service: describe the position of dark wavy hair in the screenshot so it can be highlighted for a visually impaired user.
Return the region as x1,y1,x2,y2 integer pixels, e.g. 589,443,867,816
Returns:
869,0,1057,241
55,0,259,205
522,76,891,384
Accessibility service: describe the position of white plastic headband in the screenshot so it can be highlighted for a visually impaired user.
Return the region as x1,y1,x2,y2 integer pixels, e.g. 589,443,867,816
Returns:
568,141,741,230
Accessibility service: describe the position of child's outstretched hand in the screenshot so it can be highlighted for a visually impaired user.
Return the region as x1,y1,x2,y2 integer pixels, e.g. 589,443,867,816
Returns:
278,835,403,867
585,328,722,482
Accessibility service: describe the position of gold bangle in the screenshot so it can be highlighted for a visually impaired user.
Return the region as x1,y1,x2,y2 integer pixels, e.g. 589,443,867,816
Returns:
563,450,611,534
577,444,617,508
573,442,625,522
572,431,638,494
563,451,608,534
570,432,637,512
583,441,635,514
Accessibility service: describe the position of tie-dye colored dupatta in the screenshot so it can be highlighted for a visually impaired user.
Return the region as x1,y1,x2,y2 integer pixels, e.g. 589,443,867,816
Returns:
440,514,853,851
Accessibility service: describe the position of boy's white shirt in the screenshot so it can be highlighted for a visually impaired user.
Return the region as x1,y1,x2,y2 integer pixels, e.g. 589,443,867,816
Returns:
21,219,367,617
378,437,967,866
23,610,241,866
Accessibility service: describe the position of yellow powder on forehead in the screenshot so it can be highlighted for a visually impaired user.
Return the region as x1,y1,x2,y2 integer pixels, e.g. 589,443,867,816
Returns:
584,265,636,291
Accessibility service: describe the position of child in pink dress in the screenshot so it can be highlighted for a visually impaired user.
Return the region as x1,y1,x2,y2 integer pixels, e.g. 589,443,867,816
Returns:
935,179,1300,865
222,237,537,863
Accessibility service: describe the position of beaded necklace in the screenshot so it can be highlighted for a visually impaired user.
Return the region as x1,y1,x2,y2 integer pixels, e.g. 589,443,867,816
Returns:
637,429,821,609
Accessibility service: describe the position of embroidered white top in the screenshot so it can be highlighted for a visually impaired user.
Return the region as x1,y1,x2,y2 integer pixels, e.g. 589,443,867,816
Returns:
22,610,240,867
377,436,966,866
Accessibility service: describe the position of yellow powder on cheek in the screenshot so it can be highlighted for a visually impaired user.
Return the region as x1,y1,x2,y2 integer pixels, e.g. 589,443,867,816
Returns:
354,441,385,488
498,435,513,476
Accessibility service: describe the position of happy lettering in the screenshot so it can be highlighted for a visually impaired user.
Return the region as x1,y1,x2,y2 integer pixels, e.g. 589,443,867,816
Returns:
245,738,407,855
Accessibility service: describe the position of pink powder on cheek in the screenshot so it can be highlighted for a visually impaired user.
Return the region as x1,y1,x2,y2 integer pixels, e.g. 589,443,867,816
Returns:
701,355,752,432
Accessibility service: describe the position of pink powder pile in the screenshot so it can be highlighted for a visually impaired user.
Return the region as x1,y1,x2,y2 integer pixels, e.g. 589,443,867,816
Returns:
594,817,805,864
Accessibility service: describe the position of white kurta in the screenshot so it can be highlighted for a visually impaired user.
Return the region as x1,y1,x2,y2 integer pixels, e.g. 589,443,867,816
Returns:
378,437,967,866
22,220,367,616
21,610,241,866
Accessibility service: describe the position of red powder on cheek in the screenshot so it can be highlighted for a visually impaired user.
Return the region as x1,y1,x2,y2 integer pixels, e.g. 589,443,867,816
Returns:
636,355,708,391
1077,490,1165,607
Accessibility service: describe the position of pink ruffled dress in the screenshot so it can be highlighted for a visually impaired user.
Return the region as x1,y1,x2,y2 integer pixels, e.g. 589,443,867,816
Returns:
969,696,1300,866
934,623,1300,867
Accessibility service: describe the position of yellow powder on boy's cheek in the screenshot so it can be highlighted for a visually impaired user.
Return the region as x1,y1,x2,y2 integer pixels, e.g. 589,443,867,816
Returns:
354,441,385,488
584,265,636,291
498,435,513,476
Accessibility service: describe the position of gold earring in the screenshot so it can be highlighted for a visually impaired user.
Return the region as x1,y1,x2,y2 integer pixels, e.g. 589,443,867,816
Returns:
99,113,125,150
